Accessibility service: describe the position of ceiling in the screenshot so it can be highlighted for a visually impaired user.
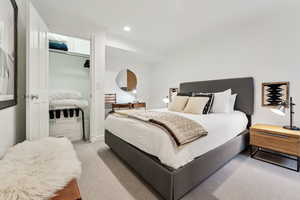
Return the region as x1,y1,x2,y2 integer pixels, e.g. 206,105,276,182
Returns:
105,46,159,67
31,0,285,57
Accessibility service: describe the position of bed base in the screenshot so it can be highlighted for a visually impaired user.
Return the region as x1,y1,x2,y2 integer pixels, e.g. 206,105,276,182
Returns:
105,129,249,200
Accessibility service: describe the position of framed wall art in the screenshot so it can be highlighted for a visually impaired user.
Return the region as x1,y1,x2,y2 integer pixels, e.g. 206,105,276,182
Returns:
262,82,289,107
0,0,18,110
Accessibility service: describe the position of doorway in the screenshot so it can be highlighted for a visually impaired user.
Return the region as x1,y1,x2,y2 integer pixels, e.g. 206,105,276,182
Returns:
48,33,91,141
26,2,106,141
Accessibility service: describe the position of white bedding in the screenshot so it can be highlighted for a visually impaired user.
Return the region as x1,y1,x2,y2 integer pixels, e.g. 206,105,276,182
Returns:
105,108,248,169
49,90,83,101
50,99,89,110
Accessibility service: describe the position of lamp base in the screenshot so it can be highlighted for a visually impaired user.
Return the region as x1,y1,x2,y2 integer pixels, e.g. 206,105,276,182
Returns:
283,125,300,131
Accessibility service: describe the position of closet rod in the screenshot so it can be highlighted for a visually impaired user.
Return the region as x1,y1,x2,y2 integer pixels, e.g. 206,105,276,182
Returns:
49,49,90,59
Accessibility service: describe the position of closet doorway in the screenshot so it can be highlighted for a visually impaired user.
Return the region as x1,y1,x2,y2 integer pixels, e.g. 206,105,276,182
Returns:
48,33,91,142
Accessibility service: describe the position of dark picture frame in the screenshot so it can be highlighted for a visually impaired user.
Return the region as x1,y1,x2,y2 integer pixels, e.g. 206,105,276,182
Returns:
262,82,289,107
0,0,18,110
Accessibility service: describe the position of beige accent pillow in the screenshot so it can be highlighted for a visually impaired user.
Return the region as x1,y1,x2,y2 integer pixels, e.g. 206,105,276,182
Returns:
168,96,189,112
183,97,210,114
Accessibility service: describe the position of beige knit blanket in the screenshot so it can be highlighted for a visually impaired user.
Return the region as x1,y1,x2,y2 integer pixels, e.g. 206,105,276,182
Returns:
113,110,208,146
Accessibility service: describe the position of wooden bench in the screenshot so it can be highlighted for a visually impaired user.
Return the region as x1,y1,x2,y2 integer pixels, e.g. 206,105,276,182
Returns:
51,179,81,200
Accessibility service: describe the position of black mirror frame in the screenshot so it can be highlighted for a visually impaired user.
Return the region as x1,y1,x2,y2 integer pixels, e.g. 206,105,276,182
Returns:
0,0,18,110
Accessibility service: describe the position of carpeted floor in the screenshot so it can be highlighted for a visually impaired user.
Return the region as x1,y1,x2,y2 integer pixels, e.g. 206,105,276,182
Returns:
74,141,300,200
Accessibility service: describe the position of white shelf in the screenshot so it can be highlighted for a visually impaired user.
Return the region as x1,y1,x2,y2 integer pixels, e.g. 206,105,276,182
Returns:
49,49,89,59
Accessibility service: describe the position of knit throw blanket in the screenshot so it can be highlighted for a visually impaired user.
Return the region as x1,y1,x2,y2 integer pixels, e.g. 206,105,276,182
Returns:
113,110,208,146
0,137,81,200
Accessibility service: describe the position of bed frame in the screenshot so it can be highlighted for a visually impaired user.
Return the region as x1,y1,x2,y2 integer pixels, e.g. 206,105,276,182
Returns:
105,77,254,200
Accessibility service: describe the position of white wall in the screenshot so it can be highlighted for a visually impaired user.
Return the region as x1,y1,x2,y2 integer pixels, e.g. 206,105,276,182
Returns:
49,52,90,100
149,3,300,127
105,65,150,104
105,47,151,104
0,0,26,157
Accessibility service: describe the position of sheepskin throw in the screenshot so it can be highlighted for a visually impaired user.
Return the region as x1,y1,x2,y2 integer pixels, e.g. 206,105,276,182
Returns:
0,137,81,200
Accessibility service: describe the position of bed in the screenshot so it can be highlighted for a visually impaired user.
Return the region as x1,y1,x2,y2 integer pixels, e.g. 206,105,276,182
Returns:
105,77,254,200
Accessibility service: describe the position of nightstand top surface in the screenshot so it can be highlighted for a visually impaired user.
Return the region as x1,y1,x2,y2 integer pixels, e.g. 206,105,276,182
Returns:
251,124,300,137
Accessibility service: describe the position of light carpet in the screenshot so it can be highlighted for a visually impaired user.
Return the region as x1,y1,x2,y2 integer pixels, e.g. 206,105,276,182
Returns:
74,141,300,200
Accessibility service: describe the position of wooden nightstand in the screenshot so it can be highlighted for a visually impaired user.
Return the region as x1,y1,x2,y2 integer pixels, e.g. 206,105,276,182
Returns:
112,102,146,111
132,102,146,109
112,103,132,111
250,124,300,171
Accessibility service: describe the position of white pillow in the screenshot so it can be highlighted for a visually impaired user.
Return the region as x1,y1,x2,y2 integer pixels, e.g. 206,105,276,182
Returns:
168,96,189,112
229,94,237,112
183,97,210,114
211,89,232,113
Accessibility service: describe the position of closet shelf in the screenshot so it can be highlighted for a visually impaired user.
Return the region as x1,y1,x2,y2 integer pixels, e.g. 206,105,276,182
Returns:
49,49,90,59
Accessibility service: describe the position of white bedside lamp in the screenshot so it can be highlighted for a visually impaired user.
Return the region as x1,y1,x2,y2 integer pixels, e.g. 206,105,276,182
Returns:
162,97,170,107
132,89,138,102
271,97,300,130
270,105,286,116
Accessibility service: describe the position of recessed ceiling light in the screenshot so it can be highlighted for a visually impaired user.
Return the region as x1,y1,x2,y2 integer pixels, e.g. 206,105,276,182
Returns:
123,26,131,32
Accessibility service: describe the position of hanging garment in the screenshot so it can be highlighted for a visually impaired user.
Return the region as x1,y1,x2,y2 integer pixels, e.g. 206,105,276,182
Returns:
63,109,69,118
49,110,55,119
55,110,61,119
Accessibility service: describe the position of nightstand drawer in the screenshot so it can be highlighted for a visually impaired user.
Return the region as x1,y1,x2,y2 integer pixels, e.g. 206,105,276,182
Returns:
250,131,300,156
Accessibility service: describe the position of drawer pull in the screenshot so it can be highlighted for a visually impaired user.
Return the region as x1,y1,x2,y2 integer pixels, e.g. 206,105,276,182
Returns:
256,131,289,139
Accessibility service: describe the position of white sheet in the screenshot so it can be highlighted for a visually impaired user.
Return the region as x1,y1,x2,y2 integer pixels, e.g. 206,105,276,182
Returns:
105,109,248,169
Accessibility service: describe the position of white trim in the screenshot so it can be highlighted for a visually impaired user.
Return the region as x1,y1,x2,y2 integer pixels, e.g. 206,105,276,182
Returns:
89,134,104,143
89,31,106,142
89,34,96,140
49,49,89,59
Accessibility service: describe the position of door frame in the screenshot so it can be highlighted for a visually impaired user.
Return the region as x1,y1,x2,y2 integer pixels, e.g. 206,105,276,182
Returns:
25,0,49,140
89,32,106,142
25,4,106,141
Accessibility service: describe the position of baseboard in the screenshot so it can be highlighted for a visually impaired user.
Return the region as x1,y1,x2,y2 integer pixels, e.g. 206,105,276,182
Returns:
90,134,104,142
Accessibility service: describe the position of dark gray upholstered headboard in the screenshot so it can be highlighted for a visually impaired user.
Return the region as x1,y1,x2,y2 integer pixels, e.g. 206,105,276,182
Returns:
179,77,254,116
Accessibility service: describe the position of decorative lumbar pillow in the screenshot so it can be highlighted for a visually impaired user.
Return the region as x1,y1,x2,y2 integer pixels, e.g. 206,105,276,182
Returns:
168,96,189,112
192,93,215,114
229,94,237,112
211,89,232,113
183,97,210,114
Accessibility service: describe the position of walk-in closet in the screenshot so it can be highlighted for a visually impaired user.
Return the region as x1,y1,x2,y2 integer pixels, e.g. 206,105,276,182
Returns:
48,33,91,141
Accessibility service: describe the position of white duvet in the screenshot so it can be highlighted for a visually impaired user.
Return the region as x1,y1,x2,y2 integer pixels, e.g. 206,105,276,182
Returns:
105,109,248,169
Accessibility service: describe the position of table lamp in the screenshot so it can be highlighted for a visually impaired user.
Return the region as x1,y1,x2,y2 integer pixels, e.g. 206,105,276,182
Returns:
271,97,300,130
162,96,170,106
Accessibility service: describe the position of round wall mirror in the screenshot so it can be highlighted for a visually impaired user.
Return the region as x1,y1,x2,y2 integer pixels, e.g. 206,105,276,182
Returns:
116,69,137,92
